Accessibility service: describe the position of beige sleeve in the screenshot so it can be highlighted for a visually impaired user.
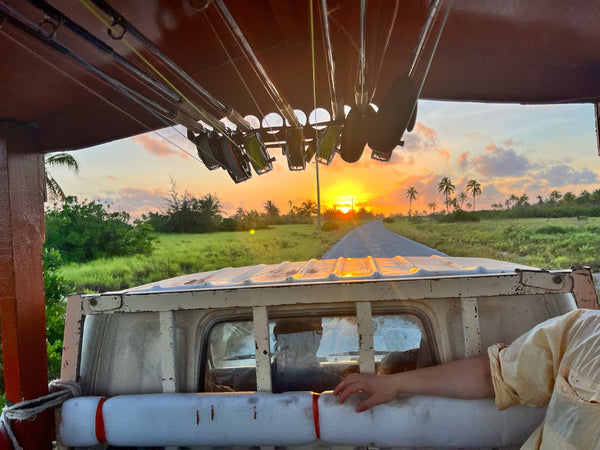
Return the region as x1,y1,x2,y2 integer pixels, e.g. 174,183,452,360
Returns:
487,309,585,411
487,343,517,410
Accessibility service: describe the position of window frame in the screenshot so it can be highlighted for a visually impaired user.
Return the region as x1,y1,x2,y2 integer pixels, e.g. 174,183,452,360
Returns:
198,303,437,393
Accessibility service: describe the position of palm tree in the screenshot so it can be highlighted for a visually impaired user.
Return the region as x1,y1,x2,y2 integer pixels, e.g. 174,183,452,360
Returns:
465,179,482,211
438,176,455,214
427,202,437,214
264,200,280,217
507,194,519,209
517,193,530,208
200,193,223,215
45,152,79,200
449,197,459,211
405,186,418,220
457,192,468,209
549,190,562,204
298,199,318,217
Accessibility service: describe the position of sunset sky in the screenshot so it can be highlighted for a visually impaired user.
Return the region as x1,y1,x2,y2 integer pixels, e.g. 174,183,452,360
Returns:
50,100,599,218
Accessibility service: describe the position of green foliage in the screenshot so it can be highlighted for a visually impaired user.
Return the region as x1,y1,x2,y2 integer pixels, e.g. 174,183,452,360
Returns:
437,210,481,223
384,216,600,270
382,217,395,223
45,196,155,263
535,225,568,235
60,223,365,292
321,221,340,231
43,248,70,380
144,183,224,233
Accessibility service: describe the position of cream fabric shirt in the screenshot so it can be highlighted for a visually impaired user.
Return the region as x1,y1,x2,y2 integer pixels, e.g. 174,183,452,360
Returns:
488,309,600,449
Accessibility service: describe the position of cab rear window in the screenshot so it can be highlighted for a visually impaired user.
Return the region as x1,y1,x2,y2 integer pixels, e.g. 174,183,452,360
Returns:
203,314,431,393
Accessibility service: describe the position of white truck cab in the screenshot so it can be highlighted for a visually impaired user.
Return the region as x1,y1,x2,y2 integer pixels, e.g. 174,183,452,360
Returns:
58,256,598,449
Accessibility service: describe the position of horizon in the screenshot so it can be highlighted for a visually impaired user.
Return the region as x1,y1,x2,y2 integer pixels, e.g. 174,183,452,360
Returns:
48,100,599,219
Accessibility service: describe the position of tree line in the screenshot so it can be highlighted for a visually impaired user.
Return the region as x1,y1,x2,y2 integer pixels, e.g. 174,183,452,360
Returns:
404,178,482,219
404,176,600,220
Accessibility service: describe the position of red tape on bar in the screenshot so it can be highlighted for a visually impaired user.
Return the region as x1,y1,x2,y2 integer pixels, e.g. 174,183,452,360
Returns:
95,397,108,444
312,393,321,440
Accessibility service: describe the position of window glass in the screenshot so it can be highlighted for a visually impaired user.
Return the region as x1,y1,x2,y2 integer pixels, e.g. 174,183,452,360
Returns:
373,314,432,374
270,317,357,392
203,313,431,392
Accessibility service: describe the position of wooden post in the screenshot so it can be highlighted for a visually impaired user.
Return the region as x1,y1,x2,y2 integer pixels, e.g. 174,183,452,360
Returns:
0,121,53,449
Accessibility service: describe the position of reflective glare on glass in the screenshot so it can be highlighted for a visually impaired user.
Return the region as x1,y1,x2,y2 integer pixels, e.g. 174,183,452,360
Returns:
262,112,284,133
243,115,261,129
308,108,331,130
284,109,307,127
343,104,351,118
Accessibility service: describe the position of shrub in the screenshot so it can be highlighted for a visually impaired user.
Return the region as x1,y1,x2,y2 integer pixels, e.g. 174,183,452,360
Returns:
43,248,70,380
535,225,568,235
383,217,395,223
321,221,340,231
438,210,480,223
45,196,155,263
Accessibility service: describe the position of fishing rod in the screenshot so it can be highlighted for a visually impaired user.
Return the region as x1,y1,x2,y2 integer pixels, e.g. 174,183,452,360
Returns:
27,0,182,103
85,0,274,177
27,0,248,142
1,1,253,182
212,0,306,171
87,0,272,176
89,0,253,134
0,2,178,121
213,0,299,129
319,0,343,123
368,0,452,159
338,0,376,164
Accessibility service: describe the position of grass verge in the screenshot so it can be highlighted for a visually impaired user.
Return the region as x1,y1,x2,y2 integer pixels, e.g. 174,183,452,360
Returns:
61,222,362,292
384,216,600,271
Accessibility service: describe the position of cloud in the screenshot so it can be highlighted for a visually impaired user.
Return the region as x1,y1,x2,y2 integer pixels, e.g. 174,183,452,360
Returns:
94,186,169,219
402,122,442,153
457,151,472,171
472,144,531,177
438,149,450,167
536,165,598,187
388,153,415,166
132,134,190,159
106,175,118,181
502,139,524,147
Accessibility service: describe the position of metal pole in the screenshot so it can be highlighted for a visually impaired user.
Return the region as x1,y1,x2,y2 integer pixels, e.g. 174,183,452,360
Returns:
310,0,321,230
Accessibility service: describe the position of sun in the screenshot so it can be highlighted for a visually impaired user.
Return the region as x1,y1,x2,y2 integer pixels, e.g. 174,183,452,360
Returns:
338,204,352,214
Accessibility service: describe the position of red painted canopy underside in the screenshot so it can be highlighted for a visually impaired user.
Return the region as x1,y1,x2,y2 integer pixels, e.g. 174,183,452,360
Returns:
1,0,599,152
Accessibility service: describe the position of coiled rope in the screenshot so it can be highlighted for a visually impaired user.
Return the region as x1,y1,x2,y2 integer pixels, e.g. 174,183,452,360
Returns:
0,380,81,450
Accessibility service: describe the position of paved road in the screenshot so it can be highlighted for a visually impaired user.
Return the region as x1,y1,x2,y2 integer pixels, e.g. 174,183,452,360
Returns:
323,220,447,259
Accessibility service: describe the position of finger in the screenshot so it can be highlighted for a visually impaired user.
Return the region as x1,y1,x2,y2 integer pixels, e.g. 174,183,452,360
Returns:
355,395,380,413
336,384,362,404
333,373,360,395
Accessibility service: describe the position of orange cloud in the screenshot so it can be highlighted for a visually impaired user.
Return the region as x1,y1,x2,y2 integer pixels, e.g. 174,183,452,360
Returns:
413,122,436,138
132,134,190,159
438,148,450,166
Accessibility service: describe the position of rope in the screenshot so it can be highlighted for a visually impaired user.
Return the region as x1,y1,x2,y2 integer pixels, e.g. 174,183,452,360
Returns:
0,380,81,450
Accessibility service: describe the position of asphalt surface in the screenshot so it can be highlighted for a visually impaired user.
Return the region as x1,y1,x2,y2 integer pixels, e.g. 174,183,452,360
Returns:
323,220,447,259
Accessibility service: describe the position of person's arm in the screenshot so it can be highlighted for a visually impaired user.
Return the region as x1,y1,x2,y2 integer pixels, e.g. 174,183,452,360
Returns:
333,355,494,412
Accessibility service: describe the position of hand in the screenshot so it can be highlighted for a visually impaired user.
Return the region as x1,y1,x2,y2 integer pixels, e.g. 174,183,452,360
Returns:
333,373,400,412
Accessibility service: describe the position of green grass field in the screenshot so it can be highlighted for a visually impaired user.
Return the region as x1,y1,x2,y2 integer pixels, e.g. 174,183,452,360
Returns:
61,222,362,292
61,217,600,293
384,216,600,271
